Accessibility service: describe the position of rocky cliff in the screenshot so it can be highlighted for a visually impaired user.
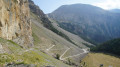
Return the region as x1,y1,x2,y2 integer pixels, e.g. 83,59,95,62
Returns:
28,0,45,18
0,0,33,47
28,0,54,30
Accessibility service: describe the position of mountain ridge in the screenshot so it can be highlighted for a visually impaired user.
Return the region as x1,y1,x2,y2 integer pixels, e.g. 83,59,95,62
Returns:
48,4,120,43
109,9,120,13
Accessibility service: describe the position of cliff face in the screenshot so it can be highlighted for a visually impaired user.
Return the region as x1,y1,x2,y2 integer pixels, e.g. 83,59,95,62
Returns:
0,0,33,47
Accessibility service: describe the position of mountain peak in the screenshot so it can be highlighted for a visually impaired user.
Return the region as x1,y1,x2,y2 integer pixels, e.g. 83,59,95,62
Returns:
48,3,120,43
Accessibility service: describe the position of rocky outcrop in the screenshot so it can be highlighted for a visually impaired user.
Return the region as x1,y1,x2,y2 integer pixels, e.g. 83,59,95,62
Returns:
0,0,33,47
28,0,45,18
28,0,53,29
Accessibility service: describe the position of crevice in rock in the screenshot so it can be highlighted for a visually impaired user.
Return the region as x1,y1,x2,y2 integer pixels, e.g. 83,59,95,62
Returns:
0,21,2,27
15,32,19,37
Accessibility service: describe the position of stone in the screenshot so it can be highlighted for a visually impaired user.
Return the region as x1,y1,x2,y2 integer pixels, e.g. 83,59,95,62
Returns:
0,0,33,48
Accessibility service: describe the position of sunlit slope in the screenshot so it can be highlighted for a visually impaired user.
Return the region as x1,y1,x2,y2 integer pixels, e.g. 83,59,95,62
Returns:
31,12,86,65
81,53,120,67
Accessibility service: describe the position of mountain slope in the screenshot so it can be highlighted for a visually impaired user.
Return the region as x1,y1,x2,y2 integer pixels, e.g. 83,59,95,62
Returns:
109,9,120,13
0,0,92,66
0,0,76,66
49,19,93,48
0,37,72,67
29,0,93,48
0,0,69,66
29,0,91,66
31,11,87,67
29,0,78,46
48,4,120,43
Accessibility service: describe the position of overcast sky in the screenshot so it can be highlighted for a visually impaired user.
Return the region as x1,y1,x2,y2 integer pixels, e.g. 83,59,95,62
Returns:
32,0,120,14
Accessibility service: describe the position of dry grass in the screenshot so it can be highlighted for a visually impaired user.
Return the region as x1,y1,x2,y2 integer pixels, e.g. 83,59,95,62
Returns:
81,53,120,67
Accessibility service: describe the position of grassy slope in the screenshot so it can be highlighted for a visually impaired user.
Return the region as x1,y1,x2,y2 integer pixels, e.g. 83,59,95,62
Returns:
31,12,87,66
81,53,120,67
31,12,83,55
49,19,93,48
0,37,70,67
31,12,75,67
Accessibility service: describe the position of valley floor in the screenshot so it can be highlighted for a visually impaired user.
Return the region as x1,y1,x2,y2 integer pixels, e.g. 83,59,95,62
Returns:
81,53,120,67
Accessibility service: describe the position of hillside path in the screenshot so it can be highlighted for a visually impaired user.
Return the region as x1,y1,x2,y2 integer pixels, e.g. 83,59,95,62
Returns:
60,49,88,60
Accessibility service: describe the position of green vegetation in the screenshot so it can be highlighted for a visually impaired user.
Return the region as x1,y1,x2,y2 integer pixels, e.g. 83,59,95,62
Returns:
0,54,14,65
32,32,41,45
0,37,70,67
14,51,50,66
91,38,120,56
55,54,60,60
0,51,50,66
8,40,20,47
0,33,72,66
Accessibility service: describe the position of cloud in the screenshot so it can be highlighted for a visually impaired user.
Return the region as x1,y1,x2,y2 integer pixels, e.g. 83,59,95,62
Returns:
93,0,120,9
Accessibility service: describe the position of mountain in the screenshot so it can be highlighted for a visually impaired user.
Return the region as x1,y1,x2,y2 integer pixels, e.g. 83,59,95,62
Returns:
48,4,120,43
0,0,75,67
91,38,120,56
50,19,93,48
109,9,120,13
29,0,92,66
0,0,91,66
29,0,93,48
0,0,119,67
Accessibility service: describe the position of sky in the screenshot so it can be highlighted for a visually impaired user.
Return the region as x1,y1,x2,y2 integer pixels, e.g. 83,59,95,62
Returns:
32,0,120,14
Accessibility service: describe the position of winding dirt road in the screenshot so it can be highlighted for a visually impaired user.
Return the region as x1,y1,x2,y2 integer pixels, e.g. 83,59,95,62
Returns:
47,45,89,60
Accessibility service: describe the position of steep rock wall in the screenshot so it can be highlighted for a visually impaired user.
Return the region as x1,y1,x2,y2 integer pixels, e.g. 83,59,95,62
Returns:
0,0,33,47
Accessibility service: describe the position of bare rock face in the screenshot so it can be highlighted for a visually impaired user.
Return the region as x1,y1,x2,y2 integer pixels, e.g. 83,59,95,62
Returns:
0,0,33,47
28,0,45,18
